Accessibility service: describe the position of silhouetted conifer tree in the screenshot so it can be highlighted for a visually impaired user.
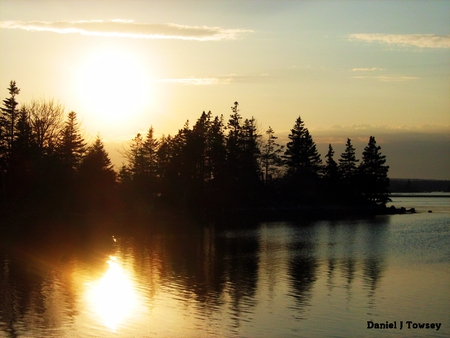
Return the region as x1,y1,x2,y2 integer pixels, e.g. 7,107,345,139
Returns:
226,102,243,185
261,126,284,184
324,144,338,181
322,144,340,202
338,138,358,183
53,111,86,209
78,135,117,212
284,117,322,179
338,138,360,202
0,81,21,206
359,136,390,205
0,81,20,157
283,116,322,203
56,111,86,174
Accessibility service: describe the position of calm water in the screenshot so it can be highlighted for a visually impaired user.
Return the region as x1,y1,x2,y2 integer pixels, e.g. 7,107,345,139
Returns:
1,195,449,337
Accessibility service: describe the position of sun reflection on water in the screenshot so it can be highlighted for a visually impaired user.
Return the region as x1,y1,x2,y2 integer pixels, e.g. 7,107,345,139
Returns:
85,255,138,332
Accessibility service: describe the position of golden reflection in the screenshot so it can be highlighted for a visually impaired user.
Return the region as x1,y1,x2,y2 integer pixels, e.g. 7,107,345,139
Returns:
86,256,138,331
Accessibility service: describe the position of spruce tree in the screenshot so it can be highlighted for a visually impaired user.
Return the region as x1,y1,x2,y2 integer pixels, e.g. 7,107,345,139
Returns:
359,136,390,205
56,111,86,174
324,144,339,182
261,126,284,184
78,135,116,212
283,116,322,179
338,138,359,185
0,81,20,157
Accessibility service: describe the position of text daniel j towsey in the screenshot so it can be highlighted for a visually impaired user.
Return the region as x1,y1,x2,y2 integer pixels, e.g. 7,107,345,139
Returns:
367,321,442,331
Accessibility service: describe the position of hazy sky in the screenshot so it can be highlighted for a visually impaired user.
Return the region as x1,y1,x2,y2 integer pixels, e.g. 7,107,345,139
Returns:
1,0,449,179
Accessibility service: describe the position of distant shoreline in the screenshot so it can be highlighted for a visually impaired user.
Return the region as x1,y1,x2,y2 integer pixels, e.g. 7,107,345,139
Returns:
390,193,450,198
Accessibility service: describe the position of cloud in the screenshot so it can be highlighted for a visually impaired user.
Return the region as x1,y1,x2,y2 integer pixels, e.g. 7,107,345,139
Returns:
312,124,450,139
349,33,450,48
157,73,269,85
351,67,383,72
352,75,419,82
0,19,252,41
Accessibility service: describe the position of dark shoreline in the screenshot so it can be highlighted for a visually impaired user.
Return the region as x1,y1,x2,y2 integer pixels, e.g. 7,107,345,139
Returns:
1,203,415,232
390,194,450,198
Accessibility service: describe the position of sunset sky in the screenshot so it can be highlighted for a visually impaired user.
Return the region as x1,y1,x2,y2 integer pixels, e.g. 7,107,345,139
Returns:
1,0,449,179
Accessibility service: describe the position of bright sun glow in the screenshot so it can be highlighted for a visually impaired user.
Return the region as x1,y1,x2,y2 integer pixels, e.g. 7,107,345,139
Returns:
77,48,151,130
86,256,138,331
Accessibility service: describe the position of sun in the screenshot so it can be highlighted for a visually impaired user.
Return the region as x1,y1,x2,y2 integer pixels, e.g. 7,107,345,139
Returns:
77,47,152,132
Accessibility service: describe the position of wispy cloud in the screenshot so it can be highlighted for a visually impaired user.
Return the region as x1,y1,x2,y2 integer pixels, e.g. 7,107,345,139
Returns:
0,19,252,41
352,75,419,82
349,33,450,48
351,67,383,72
313,123,450,136
157,73,269,85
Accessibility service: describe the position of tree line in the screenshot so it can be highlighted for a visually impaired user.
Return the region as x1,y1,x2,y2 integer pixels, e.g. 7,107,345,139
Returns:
0,81,390,220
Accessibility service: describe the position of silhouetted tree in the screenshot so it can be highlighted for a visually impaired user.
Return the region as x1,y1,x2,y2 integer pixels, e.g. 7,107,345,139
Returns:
77,135,117,212
56,111,86,174
52,111,86,209
207,114,227,181
26,99,64,156
0,81,21,206
323,144,340,201
284,117,322,180
241,116,261,181
338,138,360,202
324,144,338,181
0,81,20,157
359,136,390,205
338,139,358,183
205,114,228,211
224,103,263,207
11,107,35,202
261,126,284,184
120,128,162,212
282,117,322,203
226,102,243,185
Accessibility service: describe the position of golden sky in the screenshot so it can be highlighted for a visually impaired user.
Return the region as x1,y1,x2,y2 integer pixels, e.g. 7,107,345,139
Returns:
1,1,449,179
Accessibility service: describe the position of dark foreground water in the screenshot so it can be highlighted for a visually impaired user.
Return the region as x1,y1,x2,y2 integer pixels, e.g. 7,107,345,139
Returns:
1,195,449,337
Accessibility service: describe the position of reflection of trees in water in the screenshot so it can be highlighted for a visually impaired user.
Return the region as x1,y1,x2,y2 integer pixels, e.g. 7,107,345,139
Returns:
288,254,318,317
0,253,22,338
287,230,318,317
222,229,259,330
0,229,82,338
325,221,387,306
258,223,287,302
126,223,260,330
363,257,384,310
362,220,387,310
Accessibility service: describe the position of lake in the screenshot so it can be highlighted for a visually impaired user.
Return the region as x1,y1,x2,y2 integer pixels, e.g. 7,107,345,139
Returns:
1,195,449,337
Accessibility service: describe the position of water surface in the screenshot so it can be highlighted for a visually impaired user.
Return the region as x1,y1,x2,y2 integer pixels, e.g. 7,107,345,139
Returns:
1,196,449,337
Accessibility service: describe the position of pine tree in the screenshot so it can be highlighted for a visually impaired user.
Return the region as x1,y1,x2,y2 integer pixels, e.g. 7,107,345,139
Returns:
207,114,227,182
78,135,116,212
142,127,160,179
324,144,338,182
283,116,322,180
79,135,115,180
261,126,284,184
359,136,390,205
241,116,261,182
0,81,20,157
226,102,243,183
338,138,359,185
56,111,86,174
